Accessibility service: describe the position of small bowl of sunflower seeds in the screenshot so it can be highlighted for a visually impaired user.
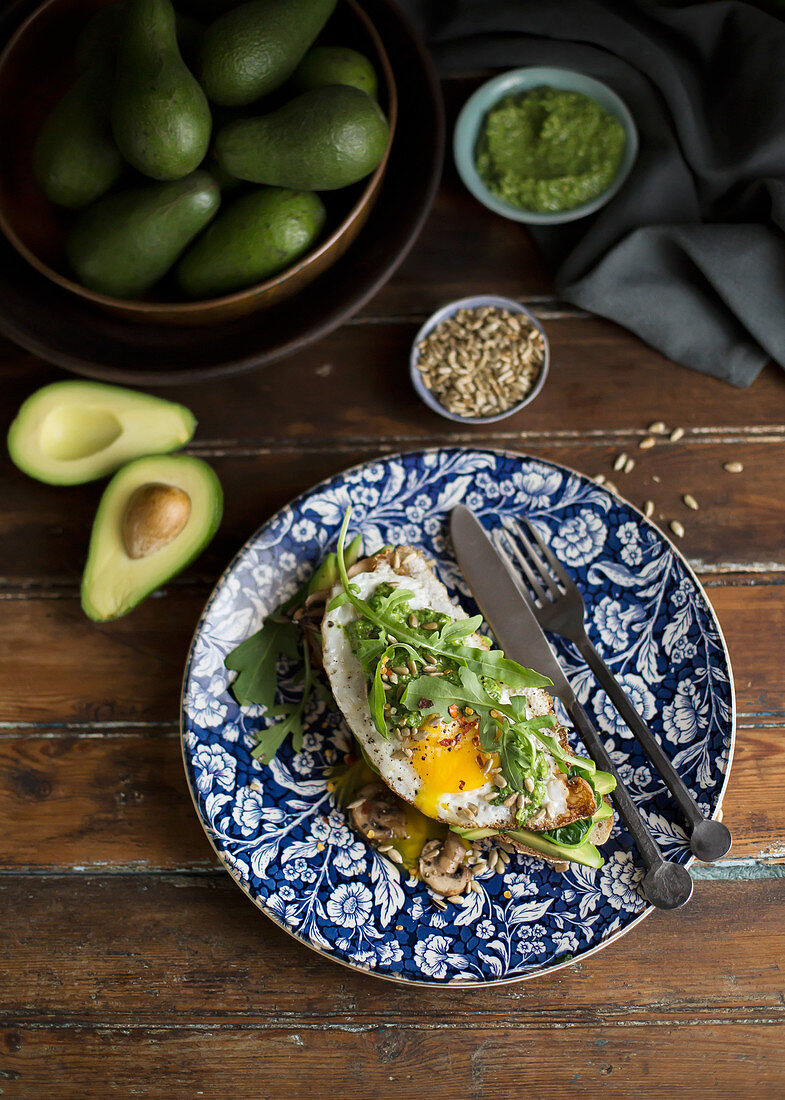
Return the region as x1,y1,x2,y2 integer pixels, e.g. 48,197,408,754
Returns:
410,295,549,424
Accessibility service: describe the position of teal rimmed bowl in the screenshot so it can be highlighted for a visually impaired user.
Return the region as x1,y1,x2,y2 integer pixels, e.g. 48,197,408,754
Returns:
453,67,638,225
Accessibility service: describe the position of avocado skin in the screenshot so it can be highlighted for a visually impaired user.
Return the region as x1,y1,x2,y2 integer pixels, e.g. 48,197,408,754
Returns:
177,187,326,298
33,65,124,209
294,46,378,98
112,0,212,180
66,172,221,298
76,4,204,70
198,0,337,107
215,85,389,190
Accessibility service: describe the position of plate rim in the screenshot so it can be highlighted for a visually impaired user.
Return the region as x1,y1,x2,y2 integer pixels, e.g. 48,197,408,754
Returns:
180,445,736,987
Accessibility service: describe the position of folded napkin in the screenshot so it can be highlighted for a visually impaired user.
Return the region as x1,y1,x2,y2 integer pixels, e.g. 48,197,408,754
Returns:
398,0,785,386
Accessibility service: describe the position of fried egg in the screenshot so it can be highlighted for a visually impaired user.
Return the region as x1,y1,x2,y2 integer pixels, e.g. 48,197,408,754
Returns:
322,547,596,832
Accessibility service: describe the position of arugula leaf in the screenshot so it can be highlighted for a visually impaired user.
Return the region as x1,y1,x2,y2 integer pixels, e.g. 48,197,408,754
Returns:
250,642,312,761
225,617,299,708
435,615,484,646
369,647,392,738
334,507,553,695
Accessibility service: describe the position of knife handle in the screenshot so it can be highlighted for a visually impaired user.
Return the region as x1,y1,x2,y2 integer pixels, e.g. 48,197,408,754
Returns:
565,696,665,870
576,636,705,828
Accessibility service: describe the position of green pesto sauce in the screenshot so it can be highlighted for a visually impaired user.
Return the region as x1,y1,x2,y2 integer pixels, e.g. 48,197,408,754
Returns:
475,86,626,213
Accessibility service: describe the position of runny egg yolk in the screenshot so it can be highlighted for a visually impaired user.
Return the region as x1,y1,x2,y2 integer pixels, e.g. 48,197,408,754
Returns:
409,719,497,819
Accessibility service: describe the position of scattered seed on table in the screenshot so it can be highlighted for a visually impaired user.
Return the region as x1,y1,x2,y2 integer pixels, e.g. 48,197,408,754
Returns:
683,494,699,510
644,500,655,518
652,474,661,483
624,457,635,474
670,520,685,538
648,420,667,434
605,480,619,495
593,473,606,484
613,452,628,471
669,426,685,442
724,461,744,473
639,436,656,450
415,305,546,419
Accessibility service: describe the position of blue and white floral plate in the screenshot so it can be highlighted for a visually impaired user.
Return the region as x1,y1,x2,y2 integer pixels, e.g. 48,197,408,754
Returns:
181,448,734,986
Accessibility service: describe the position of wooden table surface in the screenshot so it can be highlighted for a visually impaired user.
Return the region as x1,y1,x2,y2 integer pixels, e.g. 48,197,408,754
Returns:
1,82,784,1097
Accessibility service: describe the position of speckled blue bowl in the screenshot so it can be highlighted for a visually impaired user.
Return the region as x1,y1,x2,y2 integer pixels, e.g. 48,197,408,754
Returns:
410,294,549,424
454,67,639,225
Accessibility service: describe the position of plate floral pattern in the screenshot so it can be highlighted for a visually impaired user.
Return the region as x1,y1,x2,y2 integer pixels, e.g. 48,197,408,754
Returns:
181,448,734,985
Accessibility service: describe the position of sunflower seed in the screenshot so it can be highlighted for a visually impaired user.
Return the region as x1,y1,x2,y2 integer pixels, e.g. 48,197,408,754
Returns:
624,457,635,474
408,659,418,676
347,797,366,810
613,452,628,471
639,436,656,450
604,480,619,495
503,793,518,807
683,494,699,511
669,426,685,442
421,621,439,631
387,634,398,645
498,849,511,867
473,861,488,875
593,473,606,484
387,848,403,864
723,461,744,473
392,666,408,676
644,500,655,518
492,774,508,788
524,776,535,793
670,520,685,538
648,421,667,434
378,844,394,853
408,614,419,628
469,880,481,894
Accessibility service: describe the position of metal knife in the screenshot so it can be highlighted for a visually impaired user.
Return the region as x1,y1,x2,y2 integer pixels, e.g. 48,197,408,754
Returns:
450,504,693,911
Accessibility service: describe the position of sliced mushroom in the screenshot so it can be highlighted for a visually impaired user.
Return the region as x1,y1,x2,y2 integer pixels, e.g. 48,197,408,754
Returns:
419,831,472,897
349,783,408,844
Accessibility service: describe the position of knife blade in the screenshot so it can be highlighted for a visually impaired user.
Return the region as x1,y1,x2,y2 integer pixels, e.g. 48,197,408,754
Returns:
449,504,693,910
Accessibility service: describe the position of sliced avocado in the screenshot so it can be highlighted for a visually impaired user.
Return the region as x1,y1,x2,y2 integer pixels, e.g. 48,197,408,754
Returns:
7,381,196,486
505,828,605,869
81,454,223,621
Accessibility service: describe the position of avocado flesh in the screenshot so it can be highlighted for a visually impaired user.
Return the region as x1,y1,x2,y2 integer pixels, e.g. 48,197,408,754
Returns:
7,381,196,486
81,454,223,621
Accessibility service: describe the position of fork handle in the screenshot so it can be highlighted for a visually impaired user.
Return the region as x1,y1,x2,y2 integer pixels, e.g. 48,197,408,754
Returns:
576,636,704,829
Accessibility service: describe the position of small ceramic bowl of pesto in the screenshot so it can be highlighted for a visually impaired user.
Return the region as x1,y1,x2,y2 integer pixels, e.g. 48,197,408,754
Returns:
454,67,638,224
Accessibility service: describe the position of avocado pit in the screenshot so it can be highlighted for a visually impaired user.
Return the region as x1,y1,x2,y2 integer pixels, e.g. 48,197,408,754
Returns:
122,482,191,559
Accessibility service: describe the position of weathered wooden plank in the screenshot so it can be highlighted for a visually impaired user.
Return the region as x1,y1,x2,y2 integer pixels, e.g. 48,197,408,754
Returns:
0,877,782,1022
0,578,780,723
0,718,779,872
2,1020,784,1099
2,319,784,456
1,439,784,584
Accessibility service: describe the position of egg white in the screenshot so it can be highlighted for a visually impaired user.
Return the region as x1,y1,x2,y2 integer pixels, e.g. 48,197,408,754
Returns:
322,549,583,831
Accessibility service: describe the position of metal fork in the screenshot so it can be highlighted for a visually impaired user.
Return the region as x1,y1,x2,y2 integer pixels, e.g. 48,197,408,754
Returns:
498,518,732,863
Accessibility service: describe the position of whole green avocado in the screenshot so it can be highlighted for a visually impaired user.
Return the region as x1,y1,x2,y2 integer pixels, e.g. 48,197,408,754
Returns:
294,45,378,98
66,172,221,298
214,85,389,190
33,64,124,209
198,0,337,107
112,0,212,180
177,187,326,298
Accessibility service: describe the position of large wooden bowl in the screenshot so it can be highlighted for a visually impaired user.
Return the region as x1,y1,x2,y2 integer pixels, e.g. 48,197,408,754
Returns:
0,0,397,325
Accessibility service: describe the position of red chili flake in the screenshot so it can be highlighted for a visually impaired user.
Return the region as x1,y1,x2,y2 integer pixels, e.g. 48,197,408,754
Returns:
418,697,433,709
448,704,459,719
439,738,455,747
458,780,465,791
475,754,485,769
